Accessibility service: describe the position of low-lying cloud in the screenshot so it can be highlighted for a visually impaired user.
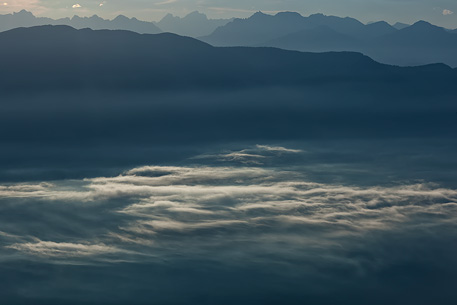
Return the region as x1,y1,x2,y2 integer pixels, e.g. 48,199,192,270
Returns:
1,145,457,303
0,146,456,270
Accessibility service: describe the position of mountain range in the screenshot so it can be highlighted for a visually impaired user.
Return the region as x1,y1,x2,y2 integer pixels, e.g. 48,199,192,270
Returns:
0,10,232,37
1,25,455,93
200,12,457,67
2,10,457,67
156,11,233,37
0,9,161,34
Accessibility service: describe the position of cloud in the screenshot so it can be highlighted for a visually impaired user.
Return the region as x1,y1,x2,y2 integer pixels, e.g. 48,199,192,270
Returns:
255,145,303,153
443,9,453,15
72,4,81,8
7,240,123,258
192,144,304,164
155,0,177,5
1,145,457,303
1,154,456,268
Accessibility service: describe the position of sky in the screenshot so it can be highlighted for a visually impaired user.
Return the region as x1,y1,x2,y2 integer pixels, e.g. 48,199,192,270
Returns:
0,0,456,27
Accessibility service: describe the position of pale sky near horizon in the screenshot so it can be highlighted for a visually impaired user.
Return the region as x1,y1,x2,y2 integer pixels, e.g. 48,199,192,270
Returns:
0,0,456,28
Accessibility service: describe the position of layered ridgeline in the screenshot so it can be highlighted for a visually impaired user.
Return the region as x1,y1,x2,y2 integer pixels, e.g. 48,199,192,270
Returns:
0,25,456,179
201,12,457,67
1,25,456,92
2,10,457,66
0,10,232,37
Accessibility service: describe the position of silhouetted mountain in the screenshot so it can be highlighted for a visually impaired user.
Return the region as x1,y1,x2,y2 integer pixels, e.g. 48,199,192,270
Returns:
157,11,232,37
1,25,455,93
0,9,162,34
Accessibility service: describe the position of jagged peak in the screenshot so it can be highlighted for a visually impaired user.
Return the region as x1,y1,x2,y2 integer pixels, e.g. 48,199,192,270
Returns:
159,13,178,22
13,9,35,17
308,13,326,18
186,11,206,17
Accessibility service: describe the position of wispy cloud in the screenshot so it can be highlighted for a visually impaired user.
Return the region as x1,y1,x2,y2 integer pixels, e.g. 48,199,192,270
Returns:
192,144,304,164
1,146,456,269
155,0,177,6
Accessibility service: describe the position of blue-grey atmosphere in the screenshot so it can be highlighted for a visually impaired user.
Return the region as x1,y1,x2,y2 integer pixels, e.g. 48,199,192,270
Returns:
1,2,457,305
0,0,457,27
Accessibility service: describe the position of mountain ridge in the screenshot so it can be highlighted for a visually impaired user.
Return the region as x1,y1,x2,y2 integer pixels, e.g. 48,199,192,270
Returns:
0,9,233,37
0,25,455,94
200,11,457,67
0,9,162,34
157,11,233,37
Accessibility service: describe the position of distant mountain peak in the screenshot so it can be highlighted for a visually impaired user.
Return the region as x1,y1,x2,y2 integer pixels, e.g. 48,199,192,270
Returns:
251,11,270,19
13,9,34,17
393,22,410,30
160,13,178,22
411,20,438,29
407,20,445,33
89,15,104,20
183,11,208,22
186,11,206,17
114,15,130,21
413,20,432,26
368,21,390,26
275,11,303,18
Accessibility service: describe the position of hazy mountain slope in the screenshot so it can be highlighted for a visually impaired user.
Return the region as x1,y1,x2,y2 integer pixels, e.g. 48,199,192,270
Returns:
200,12,393,46
363,21,397,37
0,9,162,34
203,11,457,67
259,26,364,52
157,11,232,37
200,12,310,46
67,14,162,33
303,13,366,38
365,21,457,66
393,22,410,30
